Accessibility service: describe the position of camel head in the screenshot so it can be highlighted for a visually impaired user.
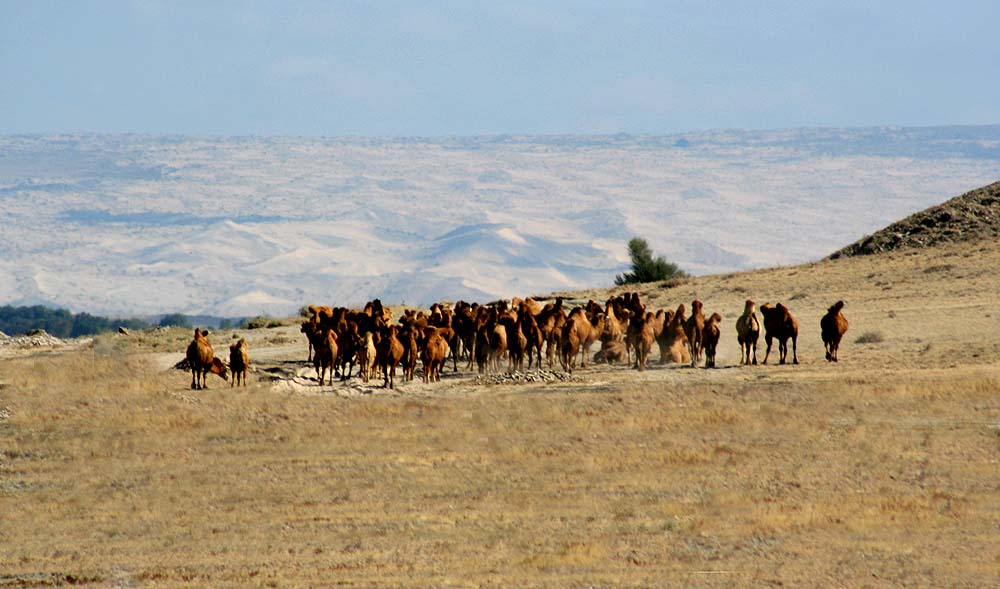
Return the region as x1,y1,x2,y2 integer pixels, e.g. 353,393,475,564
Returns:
209,357,229,380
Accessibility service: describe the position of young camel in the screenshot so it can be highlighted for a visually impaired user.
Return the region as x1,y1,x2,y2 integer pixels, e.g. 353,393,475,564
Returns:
229,337,249,387
356,331,376,383
702,313,722,368
313,327,339,386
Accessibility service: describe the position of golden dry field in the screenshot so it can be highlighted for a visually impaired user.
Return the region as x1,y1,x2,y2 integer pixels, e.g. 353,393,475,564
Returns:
3,239,1000,587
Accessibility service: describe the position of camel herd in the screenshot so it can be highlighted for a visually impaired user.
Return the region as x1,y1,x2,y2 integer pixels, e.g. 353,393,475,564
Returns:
182,293,851,390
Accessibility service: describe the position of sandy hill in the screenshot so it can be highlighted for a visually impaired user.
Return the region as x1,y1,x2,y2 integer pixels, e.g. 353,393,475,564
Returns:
830,180,1000,258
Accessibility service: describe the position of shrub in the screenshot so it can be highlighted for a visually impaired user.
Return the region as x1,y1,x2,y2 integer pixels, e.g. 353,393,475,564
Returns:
614,237,687,286
855,331,884,344
245,315,282,330
659,276,688,289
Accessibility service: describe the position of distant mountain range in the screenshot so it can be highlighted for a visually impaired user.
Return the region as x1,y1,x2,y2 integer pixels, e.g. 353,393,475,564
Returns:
1,126,998,317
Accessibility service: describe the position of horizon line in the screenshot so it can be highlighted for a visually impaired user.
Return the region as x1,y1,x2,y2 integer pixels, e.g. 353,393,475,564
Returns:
3,122,1000,142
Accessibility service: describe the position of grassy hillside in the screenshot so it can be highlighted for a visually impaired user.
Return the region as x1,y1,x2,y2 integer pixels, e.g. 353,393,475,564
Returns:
2,238,999,587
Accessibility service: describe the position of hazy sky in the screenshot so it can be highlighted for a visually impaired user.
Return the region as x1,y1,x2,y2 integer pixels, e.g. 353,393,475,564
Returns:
2,1,998,136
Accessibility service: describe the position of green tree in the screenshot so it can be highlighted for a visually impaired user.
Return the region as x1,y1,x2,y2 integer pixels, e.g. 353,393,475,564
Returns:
614,237,687,286
159,313,192,328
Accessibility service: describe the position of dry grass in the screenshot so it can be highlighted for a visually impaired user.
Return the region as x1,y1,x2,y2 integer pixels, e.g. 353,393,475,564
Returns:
3,240,1000,587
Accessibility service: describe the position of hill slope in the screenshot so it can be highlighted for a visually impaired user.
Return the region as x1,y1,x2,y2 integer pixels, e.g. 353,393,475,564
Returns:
830,180,1000,258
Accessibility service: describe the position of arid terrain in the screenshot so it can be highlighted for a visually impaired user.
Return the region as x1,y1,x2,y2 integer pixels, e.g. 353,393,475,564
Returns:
2,236,1000,587
3,128,999,316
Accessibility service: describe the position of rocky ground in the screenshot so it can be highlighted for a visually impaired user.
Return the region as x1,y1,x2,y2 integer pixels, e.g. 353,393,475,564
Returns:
0,329,85,353
830,180,1000,257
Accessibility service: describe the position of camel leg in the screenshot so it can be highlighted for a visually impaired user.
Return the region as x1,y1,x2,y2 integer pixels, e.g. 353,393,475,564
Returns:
762,336,773,364
792,336,799,365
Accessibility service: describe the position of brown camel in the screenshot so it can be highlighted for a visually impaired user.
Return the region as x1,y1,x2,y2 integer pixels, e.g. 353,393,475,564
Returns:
760,303,799,365
820,300,849,362
186,328,228,390
735,299,761,365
